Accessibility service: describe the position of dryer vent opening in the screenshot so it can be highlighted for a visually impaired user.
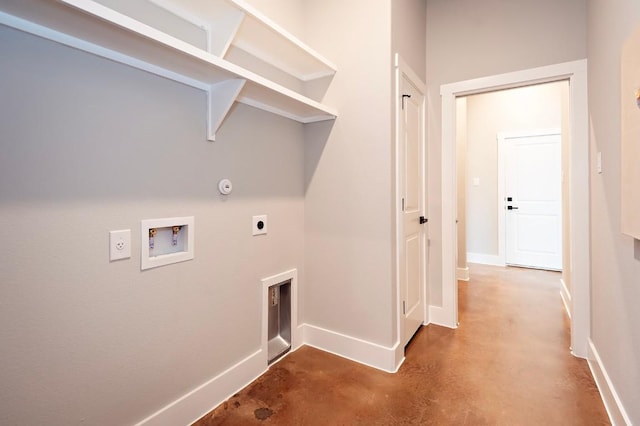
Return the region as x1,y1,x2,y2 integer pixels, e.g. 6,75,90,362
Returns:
267,280,291,364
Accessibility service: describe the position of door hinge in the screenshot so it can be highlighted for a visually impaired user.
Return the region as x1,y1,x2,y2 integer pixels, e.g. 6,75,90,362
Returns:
402,198,405,211
403,301,406,315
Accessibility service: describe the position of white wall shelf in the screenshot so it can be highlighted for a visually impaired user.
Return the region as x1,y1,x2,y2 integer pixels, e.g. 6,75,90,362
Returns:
0,0,337,140
149,0,338,82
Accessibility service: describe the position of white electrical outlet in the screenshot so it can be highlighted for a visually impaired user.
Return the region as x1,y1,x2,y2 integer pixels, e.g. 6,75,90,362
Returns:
252,215,267,236
110,229,131,261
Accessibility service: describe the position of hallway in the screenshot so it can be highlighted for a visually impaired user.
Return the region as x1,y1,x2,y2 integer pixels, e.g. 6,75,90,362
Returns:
196,264,609,425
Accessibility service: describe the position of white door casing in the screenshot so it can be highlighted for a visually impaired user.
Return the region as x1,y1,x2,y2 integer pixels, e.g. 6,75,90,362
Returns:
500,131,563,270
395,54,427,347
439,60,590,358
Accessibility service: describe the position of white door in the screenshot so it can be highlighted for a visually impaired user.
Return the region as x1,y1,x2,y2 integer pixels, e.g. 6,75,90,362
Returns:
398,63,426,347
504,133,562,270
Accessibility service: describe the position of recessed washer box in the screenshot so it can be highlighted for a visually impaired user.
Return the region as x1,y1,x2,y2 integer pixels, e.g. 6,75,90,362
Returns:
141,216,194,270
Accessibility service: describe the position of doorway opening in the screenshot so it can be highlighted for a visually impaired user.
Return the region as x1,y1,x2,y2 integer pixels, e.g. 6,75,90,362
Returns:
438,60,590,358
457,82,567,274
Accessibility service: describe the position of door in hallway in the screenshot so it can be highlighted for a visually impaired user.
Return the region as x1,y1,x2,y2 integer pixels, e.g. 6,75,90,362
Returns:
398,65,426,346
503,133,562,270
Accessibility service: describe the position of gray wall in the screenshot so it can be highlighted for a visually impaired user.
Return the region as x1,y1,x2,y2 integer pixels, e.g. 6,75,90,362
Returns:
425,0,587,305
392,0,427,79
587,0,640,422
302,0,394,346
302,0,426,348
0,26,304,425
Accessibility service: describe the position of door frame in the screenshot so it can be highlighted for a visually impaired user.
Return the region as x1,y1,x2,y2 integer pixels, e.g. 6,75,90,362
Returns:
497,128,562,268
395,53,428,349
439,60,590,358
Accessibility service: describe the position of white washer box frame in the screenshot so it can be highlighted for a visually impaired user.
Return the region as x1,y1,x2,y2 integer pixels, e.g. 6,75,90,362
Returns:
141,216,195,270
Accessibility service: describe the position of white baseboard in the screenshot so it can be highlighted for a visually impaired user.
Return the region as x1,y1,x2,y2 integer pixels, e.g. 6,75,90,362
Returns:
134,349,266,426
560,278,571,319
428,304,457,329
467,252,505,267
301,323,403,373
133,324,409,424
457,266,469,281
587,340,631,426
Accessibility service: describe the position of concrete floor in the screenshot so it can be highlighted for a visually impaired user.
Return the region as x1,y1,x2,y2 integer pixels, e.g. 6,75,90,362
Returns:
195,264,609,425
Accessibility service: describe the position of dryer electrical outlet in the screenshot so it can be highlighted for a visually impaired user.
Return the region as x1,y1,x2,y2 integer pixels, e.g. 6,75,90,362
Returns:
253,215,268,236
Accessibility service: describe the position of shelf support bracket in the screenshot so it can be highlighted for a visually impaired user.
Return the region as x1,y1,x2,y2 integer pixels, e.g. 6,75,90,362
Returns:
207,8,245,57
207,79,246,141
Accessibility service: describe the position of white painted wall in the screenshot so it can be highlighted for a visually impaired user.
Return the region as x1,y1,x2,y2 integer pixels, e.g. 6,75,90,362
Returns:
0,25,305,425
464,82,566,258
426,0,587,305
587,0,640,422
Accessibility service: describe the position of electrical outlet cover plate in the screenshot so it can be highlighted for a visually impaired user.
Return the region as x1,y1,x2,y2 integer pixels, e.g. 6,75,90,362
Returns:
110,229,131,261
253,215,267,236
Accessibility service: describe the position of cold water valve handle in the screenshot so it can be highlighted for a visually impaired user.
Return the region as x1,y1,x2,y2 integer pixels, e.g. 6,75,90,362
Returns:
172,226,181,245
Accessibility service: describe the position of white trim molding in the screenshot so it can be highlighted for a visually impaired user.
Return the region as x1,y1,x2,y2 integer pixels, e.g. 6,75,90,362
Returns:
467,253,505,267
560,278,571,319
134,318,406,425
301,323,404,373
457,266,470,281
428,305,458,329
439,59,590,357
587,340,632,426
134,350,266,426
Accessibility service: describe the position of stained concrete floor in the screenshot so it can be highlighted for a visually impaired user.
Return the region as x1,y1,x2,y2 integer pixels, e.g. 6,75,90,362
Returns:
195,264,609,425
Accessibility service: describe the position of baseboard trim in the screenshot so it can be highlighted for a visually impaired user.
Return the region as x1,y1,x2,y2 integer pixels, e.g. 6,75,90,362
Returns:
457,266,469,281
428,304,457,329
587,340,631,426
467,253,505,267
134,350,266,426
134,324,409,424
560,278,571,319
134,322,405,425
301,323,402,373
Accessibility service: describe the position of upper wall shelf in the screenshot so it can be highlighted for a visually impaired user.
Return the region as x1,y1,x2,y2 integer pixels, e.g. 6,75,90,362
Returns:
0,0,337,140
149,0,337,82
